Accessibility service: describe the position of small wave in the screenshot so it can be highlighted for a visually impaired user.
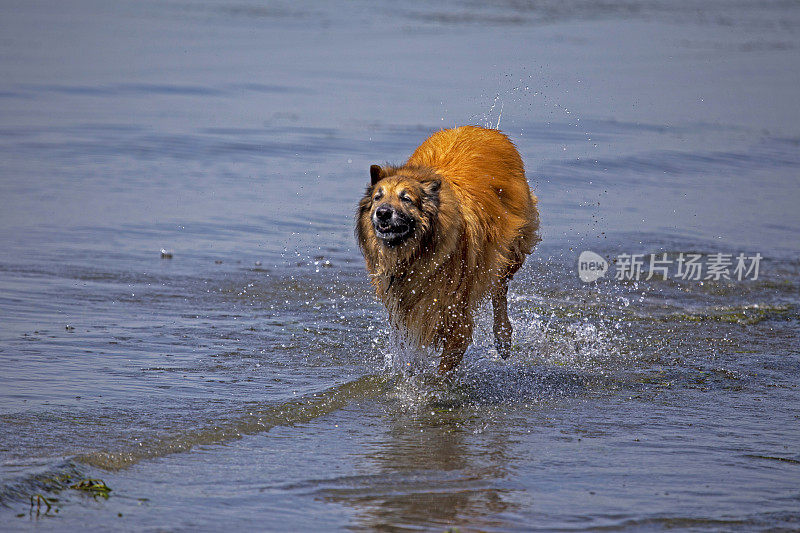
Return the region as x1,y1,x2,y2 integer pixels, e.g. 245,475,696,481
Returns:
661,303,794,325
79,374,389,470
386,362,604,413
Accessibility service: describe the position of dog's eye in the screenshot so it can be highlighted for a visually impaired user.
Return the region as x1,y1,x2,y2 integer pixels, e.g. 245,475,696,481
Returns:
400,192,413,203
373,191,383,201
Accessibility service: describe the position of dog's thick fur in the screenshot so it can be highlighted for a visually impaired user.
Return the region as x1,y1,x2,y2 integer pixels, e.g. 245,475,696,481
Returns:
356,126,539,373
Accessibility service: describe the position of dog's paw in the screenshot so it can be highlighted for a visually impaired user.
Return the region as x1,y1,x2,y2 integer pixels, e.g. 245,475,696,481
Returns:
496,341,512,360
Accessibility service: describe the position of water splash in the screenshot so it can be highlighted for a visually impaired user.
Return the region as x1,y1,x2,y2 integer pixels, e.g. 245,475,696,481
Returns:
376,296,626,412
381,327,439,375
483,93,504,129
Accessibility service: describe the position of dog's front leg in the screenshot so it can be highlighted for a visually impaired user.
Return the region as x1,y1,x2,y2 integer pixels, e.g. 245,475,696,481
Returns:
492,279,512,359
439,346,465,374
438,320,471,374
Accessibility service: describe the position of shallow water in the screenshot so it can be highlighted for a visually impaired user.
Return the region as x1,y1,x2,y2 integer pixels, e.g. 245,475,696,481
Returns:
1,0,799,530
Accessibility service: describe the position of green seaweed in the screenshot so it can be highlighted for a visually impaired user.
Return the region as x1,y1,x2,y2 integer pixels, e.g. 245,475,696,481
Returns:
29,493,54,515
20,475,113,517
70,478,112,498
661,304,792,325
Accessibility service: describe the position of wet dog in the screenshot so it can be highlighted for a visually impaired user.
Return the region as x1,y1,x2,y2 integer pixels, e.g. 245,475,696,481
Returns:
356,126,539,373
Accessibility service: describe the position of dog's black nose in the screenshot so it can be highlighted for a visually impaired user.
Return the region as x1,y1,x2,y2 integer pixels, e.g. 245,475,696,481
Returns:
375,205,393,222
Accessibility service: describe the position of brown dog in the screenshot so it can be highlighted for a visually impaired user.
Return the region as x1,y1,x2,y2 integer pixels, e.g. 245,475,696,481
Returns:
356,126,539,373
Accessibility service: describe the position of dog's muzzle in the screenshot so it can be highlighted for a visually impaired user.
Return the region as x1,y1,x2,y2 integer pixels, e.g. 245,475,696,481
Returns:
372,204,414,245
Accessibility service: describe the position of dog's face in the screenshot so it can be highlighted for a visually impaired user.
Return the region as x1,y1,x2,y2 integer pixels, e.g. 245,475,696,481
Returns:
358,165,441,250
370,177,423,246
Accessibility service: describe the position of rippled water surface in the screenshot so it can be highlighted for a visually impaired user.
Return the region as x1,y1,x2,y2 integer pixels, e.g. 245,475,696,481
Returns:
1,1,799,530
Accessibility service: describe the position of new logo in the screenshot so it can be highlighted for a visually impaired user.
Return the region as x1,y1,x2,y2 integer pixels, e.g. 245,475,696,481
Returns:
577,251,608,282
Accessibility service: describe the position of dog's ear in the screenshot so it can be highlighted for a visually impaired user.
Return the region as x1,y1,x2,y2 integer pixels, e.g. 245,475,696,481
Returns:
370,165,386,185
422,179,441,197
